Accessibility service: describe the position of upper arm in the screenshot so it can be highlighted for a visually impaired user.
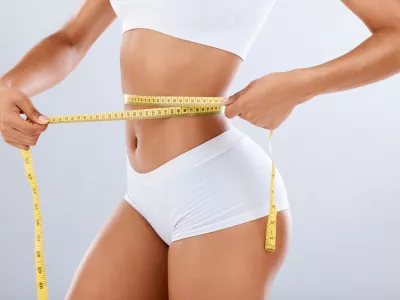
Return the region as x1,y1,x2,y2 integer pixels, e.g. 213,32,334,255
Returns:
59,0,117,55
342,0,400,32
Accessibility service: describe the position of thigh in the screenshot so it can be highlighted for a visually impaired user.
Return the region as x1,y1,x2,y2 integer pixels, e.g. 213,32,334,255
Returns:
65,200,169,300
168,210,292,300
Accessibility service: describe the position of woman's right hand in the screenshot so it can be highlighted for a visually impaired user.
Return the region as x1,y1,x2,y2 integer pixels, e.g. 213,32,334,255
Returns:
0,85,48,150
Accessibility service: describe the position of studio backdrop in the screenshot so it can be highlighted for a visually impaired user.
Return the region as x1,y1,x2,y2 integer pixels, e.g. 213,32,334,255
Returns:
1,0,399,299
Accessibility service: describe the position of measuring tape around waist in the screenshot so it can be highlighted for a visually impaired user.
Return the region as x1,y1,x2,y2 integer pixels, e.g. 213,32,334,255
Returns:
20,95,277,300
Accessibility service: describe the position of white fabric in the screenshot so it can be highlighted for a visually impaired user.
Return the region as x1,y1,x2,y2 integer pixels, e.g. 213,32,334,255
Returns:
109,0,277,59
125,126,290,245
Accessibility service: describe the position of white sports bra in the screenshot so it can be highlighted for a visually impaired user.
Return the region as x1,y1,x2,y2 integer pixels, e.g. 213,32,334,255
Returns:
109,0,277,60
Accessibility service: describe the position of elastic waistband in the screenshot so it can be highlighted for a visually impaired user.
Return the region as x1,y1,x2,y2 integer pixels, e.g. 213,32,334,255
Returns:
127,126,244,183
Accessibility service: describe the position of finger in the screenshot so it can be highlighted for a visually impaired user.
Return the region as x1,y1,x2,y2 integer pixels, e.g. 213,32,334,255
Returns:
12,114,47,135
7,141,30,151
224,102,241,119
9,128,40,146
14,93,48,125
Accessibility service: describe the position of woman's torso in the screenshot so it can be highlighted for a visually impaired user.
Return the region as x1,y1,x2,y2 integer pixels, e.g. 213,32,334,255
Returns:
121,29,241,173
113,0,278,173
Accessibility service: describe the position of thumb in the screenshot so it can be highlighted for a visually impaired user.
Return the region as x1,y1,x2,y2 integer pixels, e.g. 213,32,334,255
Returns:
223,82,253,106
16,93,48,125
223,89,245,106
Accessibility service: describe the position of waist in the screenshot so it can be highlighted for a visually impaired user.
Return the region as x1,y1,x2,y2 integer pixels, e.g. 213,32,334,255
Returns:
120,29,240,173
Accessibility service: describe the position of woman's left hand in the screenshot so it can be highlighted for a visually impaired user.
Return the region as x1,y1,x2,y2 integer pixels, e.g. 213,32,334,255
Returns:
224,69,315,130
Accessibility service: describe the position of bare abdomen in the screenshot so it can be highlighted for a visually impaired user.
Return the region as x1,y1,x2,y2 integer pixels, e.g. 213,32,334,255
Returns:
120,29,241,173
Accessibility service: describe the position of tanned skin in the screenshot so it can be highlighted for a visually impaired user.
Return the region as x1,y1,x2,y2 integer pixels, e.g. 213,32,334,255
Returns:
1,1,399,299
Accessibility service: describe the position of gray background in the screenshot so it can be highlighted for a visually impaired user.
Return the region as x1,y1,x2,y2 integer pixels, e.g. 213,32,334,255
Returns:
1,0,399,299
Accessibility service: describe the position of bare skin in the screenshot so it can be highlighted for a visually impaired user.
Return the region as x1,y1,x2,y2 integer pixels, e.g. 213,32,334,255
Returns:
65,201,169,300
1,0,400,299
120,28,240,173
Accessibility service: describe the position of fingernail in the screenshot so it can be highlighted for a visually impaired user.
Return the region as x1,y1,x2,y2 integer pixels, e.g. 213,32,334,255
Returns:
222,97,230,104
39,115,48,124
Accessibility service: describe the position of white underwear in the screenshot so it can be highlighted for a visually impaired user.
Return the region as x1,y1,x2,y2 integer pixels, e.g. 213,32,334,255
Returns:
125,126,290,245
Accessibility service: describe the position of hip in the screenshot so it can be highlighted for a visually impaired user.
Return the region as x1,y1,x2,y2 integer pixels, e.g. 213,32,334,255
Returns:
125,126,290,243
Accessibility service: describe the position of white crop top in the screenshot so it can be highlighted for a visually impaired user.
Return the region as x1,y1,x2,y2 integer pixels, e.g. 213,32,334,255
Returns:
109,0,277,60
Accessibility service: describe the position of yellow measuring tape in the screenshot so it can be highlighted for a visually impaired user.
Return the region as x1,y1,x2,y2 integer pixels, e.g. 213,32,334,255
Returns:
265,130,276,252
20,95,277,300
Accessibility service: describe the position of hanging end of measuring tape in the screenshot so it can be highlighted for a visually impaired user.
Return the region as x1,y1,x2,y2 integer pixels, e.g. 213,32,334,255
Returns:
265,221,277,252
265,243,276,252
265,129,277,252
37,286,49,300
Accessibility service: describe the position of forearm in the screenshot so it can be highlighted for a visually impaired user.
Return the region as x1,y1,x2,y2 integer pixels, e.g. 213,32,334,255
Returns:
303,28,400,99
0,31,83,97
